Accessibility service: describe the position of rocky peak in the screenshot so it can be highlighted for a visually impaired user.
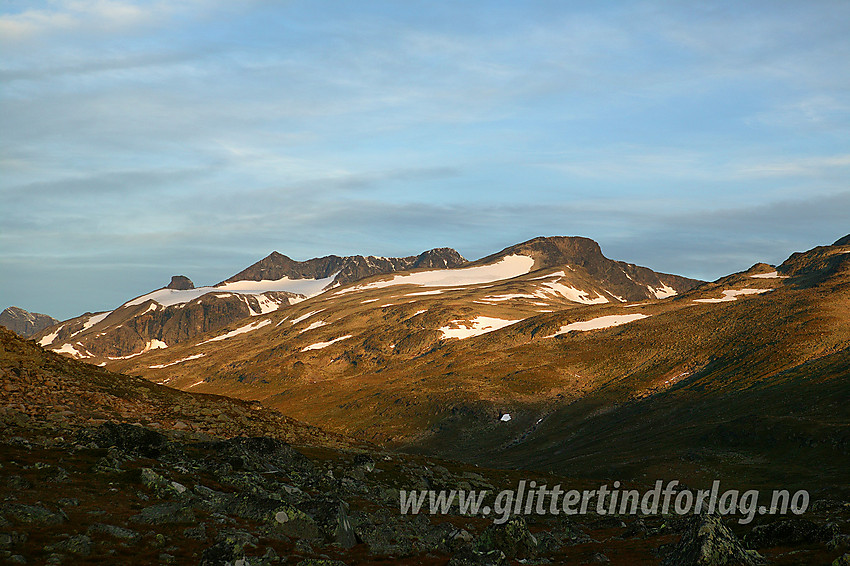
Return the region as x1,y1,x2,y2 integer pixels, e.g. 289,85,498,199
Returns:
0,306,59,338
411,247,466,269
475,235,611,271
222,247,466,288
166,275,195,290
476,235,701,300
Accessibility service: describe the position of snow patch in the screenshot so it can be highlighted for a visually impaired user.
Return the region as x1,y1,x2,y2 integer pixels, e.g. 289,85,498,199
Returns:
531,271,567,280
500,414,512,422
546,313,649,337
298,320,327,334
82,311,110,331
53,343,87,358
535,281,608,305
200,319,272,343
247,294,284,315
481,293,537,301
301,335,352,351
750,271,788,279
38,326,62,347
405,289,449,296
290,310,323,325
105,339,168,360
336,255,535,294
439,316,523,340
125,273,336,308
649,283,677,299
693,288,772,303
149,353,206,369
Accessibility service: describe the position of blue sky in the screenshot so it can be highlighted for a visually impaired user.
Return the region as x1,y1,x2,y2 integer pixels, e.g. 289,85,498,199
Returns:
1,0,849,319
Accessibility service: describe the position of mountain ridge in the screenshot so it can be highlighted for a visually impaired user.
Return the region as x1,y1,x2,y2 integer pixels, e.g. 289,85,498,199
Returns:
34,236,699,361
0,306,59,338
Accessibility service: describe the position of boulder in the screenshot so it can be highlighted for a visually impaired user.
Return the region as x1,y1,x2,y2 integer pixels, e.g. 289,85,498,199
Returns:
662,515,766,566
474,516,537,559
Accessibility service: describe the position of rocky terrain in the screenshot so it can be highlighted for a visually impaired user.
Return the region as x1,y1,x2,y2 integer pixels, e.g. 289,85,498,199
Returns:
0,307,58,338
1,326,848,565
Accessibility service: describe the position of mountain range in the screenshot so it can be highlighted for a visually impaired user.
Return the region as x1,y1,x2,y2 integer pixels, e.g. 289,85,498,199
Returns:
26,234,849,484
4,233,850,565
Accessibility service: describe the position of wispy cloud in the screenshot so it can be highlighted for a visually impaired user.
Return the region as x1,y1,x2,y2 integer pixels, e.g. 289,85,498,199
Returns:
1,1,849,317
0,0,174,41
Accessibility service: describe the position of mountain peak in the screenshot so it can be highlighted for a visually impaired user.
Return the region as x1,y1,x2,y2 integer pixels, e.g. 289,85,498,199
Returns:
477,235,606,269
0,306,59,338
412,247,466,269
166,275,194,290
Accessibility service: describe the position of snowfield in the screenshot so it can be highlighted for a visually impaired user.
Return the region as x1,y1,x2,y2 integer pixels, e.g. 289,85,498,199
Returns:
124,273,337,308
750,271,788,279
336,255,536,294
439,316,523,340
546,313,650,337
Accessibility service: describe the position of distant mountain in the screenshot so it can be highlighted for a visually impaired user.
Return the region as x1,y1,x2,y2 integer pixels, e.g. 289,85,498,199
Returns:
221,248,466,287
0,306,58,337
79,235,849,489
472,235,700,300
32,247,468,360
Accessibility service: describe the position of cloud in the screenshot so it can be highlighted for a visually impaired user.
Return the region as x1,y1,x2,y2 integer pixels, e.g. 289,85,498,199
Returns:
0,0,167,41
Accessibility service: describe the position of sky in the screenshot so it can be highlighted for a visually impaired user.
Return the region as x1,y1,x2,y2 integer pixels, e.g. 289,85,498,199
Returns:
1,0,849,319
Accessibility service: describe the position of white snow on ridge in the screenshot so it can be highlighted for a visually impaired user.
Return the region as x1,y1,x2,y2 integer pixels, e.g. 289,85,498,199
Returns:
38,326,63,347
750,271,788,279
81,311,110,332
124,273,337,308
535,281,608,305
200,319,271,344
336,255,535,294
301,335,352,351
439,316,523,340
246,294,285,316
546,313,650,338
649,283,677,299
149,353,206,369
694,288,772,303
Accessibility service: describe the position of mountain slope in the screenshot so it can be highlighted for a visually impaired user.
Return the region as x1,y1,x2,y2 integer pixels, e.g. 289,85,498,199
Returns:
32,247,467,361
473,236,699,300
96,236,706,437
0,325,351,448
0,306,58,337
91,236,849,489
